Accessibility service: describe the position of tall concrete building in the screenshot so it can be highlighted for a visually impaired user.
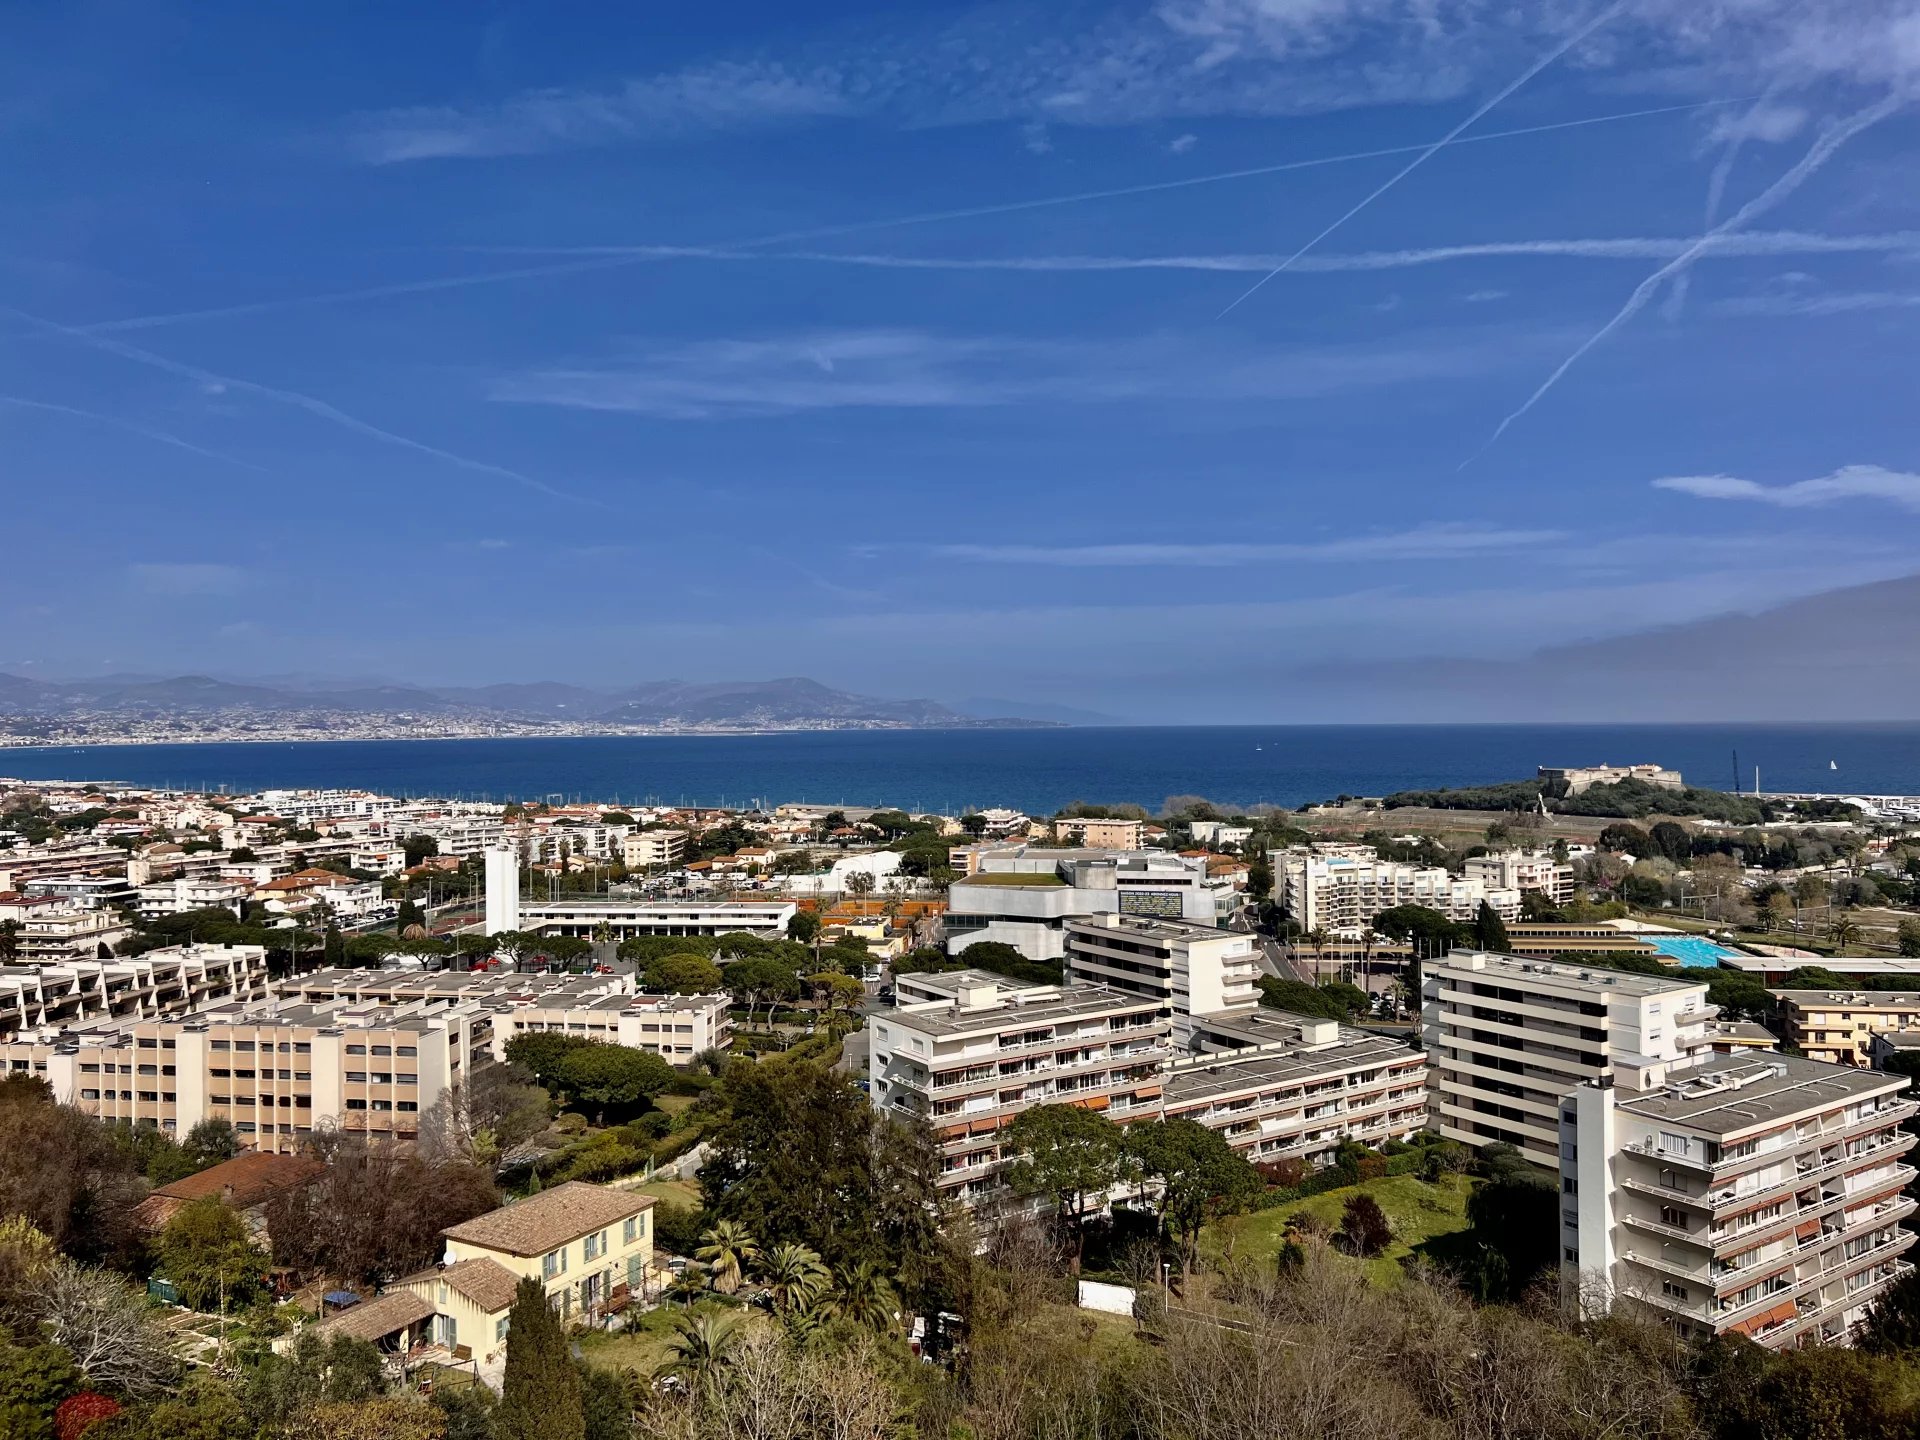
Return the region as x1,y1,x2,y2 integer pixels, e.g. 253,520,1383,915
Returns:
1423,951,1715,1169
1062,913,1259,1047
483,847,521,935
1563,1054,1915,1348
1274,845,1522,937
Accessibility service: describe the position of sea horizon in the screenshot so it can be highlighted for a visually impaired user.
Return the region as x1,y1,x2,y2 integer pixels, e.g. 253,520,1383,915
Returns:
3,722,1916,814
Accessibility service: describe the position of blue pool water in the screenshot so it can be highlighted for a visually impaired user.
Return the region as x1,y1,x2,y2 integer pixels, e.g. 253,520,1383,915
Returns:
1641,935,1748,969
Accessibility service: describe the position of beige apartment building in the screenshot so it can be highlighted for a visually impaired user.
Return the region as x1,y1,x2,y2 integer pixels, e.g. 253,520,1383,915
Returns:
1158,1007,1428,1165
1051,818,1146,849
0,994,494,1151
487,989,731,1063
620,830,687,871
0,945,271,1041
1772,989,1920,1066
1464,851,1576,906
1564,1054,1915,1348
1423,951,1716,1169
869,973,1169,1208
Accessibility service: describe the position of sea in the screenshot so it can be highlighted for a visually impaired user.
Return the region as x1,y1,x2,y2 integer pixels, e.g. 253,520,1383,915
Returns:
2,724,1917,815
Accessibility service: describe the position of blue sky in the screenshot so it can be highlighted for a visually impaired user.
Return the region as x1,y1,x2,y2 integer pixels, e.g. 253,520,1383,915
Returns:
4,0,1920,722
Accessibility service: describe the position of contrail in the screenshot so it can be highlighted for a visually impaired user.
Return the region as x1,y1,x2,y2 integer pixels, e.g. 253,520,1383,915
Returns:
0,305,594,504
587,230,1920,276
1668,86,1790,319
1469,94,1907,462
1215,0,1628,317
0,393,267,471
44,97,1742,339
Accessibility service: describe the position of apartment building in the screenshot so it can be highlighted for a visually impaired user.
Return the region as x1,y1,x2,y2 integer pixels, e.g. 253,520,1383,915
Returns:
281,967,630,1010
0,892,132,962
1423,951,1715,1169
0,945,271,1041
944,848,1231,961
1772,989,1920,1066
1275,846,1522,937
1157,1009,1428,1165
1562,1054,1915,1348
1062,913,1259,1045
482,854,796,938
1463,850,1575,906
134,875,250,919
620,830,687,871
0,993,495,1151
1051,818,1146,849
488,990,731,1063
869,976,1170,1207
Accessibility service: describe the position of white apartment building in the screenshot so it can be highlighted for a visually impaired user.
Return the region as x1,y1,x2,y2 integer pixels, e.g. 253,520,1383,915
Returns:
1157,1008,1428,1166
1062,914,1259,1046
1423,951,1716,1169
488,991,732,1064
1189,821,1254,848
0,895,132,962
1275,846,1522,937
869,975,1171,1207
134,875,251,919
1,993,496,1151
621,830,687,872
0,944,271,1041
483,852,794,939
944,848,1232,962
1463,850,1576,906
1563,1054,1915,1349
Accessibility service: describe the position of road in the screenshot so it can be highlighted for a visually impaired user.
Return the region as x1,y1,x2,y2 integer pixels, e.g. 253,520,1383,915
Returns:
1225,907,1313,983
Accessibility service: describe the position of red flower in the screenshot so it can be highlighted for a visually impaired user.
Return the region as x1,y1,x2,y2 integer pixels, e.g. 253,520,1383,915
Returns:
55,1393,122,1440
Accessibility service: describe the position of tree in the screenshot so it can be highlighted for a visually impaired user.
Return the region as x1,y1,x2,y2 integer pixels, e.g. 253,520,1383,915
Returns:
36,1261,179,1398
1337,1194,1392,1257
787,910,821,946
1900,918,1920,959
829,1259,898,1332
643,954,725,995
0,1327,80,1440
159,1198,268,1313
804,970,865,1019
265,1138,498,1286
1827,914,1862,953
402,834,439,868
1002,1104,1128,1270
576,1360,631,1440
762,1241,831,1315
656,1312,741,1394
180,1119,240,1170
845,871,877,901
555,1044,674,1124
1126,1118,1260,1275
496,1276,582,1440
395,899,427,932
237,1331,385,1434
1649,820,1692,864
693,1221,759,1295
501,1032,590,1088
724,955,801,1030
0,1082,144,1266
1371,904,1468,957
1861,1266,1920,1354
1472,900,1509,953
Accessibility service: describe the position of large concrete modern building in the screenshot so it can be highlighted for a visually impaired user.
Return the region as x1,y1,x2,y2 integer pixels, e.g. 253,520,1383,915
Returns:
481,852,795,940
1423,951,1715,1169
1562,1054,1915,1348
944,847,1234,961
1062,913,1259,1046
0,944,271,1042
869,974,1170,1208
1274,845,1523,937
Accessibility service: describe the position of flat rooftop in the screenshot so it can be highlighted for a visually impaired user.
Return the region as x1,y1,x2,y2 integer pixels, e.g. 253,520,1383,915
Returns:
885,982,1161,1038
1433,950,1703,998
1772,989,1920,1006
1066,914,1225,942
1164,1029,1422,1104
953,872,1065,887
1613,1052,1902,1135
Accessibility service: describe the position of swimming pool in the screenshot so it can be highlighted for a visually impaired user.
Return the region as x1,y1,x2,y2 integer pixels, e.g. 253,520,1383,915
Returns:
1641,935,1748,969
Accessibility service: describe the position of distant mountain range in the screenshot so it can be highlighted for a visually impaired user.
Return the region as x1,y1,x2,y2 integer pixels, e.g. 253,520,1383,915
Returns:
0,673,1059,730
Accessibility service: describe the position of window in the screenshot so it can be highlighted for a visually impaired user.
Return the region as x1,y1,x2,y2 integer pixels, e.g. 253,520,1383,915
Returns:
397,1101,417,1113
623,1217,637,1244
495,1317,509,1342
372,1045,391,1056
585,1231,605,1262
346,1044,366,1055
210,1095,230,1105
397,1046,418,1057
1662,1281,1689,1300
371,1073,391,1085
233,1069,255,1079
345,1072,366,1083
397,1074,417,1086
212,1040,230,1051
543,1249,568,1279
294,1043,311,1054
345,1099,367,1111
233,1041,254,1052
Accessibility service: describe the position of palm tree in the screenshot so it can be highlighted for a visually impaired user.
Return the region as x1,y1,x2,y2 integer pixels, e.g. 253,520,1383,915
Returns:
1305,926,1331,982
663,1263,709,1308
656,1311,740,1391
1829,914,1862,954
828,1260,897,1332
695,1221,760,1296
1359,926,1379,999
761,1242,831,1315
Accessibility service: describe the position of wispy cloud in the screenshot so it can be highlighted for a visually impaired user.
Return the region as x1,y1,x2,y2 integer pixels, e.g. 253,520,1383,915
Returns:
933,524,1566,568
344,62,852,163
1712,290,1920,316
129,563,250,596
336,1,1920,164
1167,133,1198,154
490,326,1524,420
1655,464,1920,511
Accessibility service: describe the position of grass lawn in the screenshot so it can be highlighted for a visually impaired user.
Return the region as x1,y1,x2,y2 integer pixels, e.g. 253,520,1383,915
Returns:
654,1094,697,1115
1202,1173,1477,1287
577,1299,735,1376
623,1175,703,1210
